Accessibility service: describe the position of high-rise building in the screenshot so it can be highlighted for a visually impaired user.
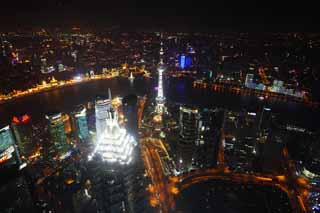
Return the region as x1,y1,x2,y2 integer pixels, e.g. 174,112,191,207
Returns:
194,109,220,168
95,89,112,140
122,94,138,139
11,114,34,159
72,105,90,141
258,107,273,133
62,114,72,134
177,106,199,172
90,108,137,165
40,58,47,73
179,54,192,69
0,125,22,168
45,112,69,157
245,73,254,88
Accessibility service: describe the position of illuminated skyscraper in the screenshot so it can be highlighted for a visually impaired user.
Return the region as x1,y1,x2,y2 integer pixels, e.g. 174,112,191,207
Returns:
90,108,137,165
177,106,199,172
46,112,69,156
245,73,254,88
194,109,222,169
95,89,112,140
0,125,22,168
179,54,192,69
11,114,34,159
62,114,72,134
72,105,90,141
155,41,166,114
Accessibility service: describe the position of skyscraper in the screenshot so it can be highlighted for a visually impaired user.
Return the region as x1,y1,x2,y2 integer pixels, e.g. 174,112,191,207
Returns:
258,107,273,134
72,105,90,142
122,94,138,139
0,125,22,168
46,112,69,157
62,114,72,134
95,89,112,140
11,114,34,159
177,106,199,172
90,107,137,165
245,73,254,88
155,40,166,114
194,109,221,168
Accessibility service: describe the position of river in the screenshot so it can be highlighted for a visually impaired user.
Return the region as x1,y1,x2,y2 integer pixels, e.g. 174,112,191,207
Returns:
0,76,319,130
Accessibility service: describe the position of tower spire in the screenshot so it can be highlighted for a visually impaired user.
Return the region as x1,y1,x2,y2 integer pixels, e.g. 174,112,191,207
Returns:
155,36,166,114
108,88,112,100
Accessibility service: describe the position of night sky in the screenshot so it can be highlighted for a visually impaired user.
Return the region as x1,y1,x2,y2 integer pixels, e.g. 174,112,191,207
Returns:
0,0,318,31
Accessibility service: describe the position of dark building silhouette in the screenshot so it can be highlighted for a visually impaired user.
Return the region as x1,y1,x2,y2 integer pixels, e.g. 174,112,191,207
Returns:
122,94,138,139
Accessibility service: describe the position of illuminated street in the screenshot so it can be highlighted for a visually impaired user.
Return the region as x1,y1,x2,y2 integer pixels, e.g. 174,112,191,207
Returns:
1,14,320,212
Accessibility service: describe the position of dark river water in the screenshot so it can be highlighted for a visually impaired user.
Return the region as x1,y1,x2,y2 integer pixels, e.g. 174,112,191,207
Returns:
0,77,319,130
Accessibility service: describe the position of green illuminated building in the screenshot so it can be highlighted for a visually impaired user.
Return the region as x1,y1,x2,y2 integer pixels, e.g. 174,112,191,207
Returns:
46,112,70,157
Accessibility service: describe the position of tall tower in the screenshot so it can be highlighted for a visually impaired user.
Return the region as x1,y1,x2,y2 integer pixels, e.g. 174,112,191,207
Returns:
155,39,166,114
95,89,112,140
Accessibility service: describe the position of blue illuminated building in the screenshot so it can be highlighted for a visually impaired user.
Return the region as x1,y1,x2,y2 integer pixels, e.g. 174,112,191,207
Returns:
180,55,186,69
0,125,22,168
179,54,192,69
72,105,90,142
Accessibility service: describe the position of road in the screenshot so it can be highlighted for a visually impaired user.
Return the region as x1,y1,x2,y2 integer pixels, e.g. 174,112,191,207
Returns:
141,134,309,212
141,138,175,212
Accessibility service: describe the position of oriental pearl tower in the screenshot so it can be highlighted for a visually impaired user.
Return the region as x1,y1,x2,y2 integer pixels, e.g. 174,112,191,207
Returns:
155,40,166,114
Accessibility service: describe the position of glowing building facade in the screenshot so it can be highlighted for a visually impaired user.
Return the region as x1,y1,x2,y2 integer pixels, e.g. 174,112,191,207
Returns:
72,106,90,141
91,108,137,165
0,125,22,167
95,89,112,140
46,112,69,156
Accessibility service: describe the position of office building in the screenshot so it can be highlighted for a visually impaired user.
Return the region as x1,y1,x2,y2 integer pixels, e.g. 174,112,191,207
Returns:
11,114,34,159
258,107,273,133
179,54,192,69
45,112,69,157
90,108,137,165
122,94,138,139
95,89,112,140
245,73,254,88
62,114,72,134
194,109,220,168
177,106,199,172
0,125,22,168
72,105,90,142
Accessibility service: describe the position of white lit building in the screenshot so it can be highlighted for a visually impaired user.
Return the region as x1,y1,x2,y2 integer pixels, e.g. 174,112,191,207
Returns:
91,107,137,165
95,89,112,140
155,40,166,114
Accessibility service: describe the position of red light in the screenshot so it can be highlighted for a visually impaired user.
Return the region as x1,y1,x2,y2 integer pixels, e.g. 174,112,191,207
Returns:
0,155,9,164
12,116,20,124
12,114,30,124
21,114,30,123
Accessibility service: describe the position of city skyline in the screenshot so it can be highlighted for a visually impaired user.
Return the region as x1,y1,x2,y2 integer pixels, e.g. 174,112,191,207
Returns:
1,29,320,212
